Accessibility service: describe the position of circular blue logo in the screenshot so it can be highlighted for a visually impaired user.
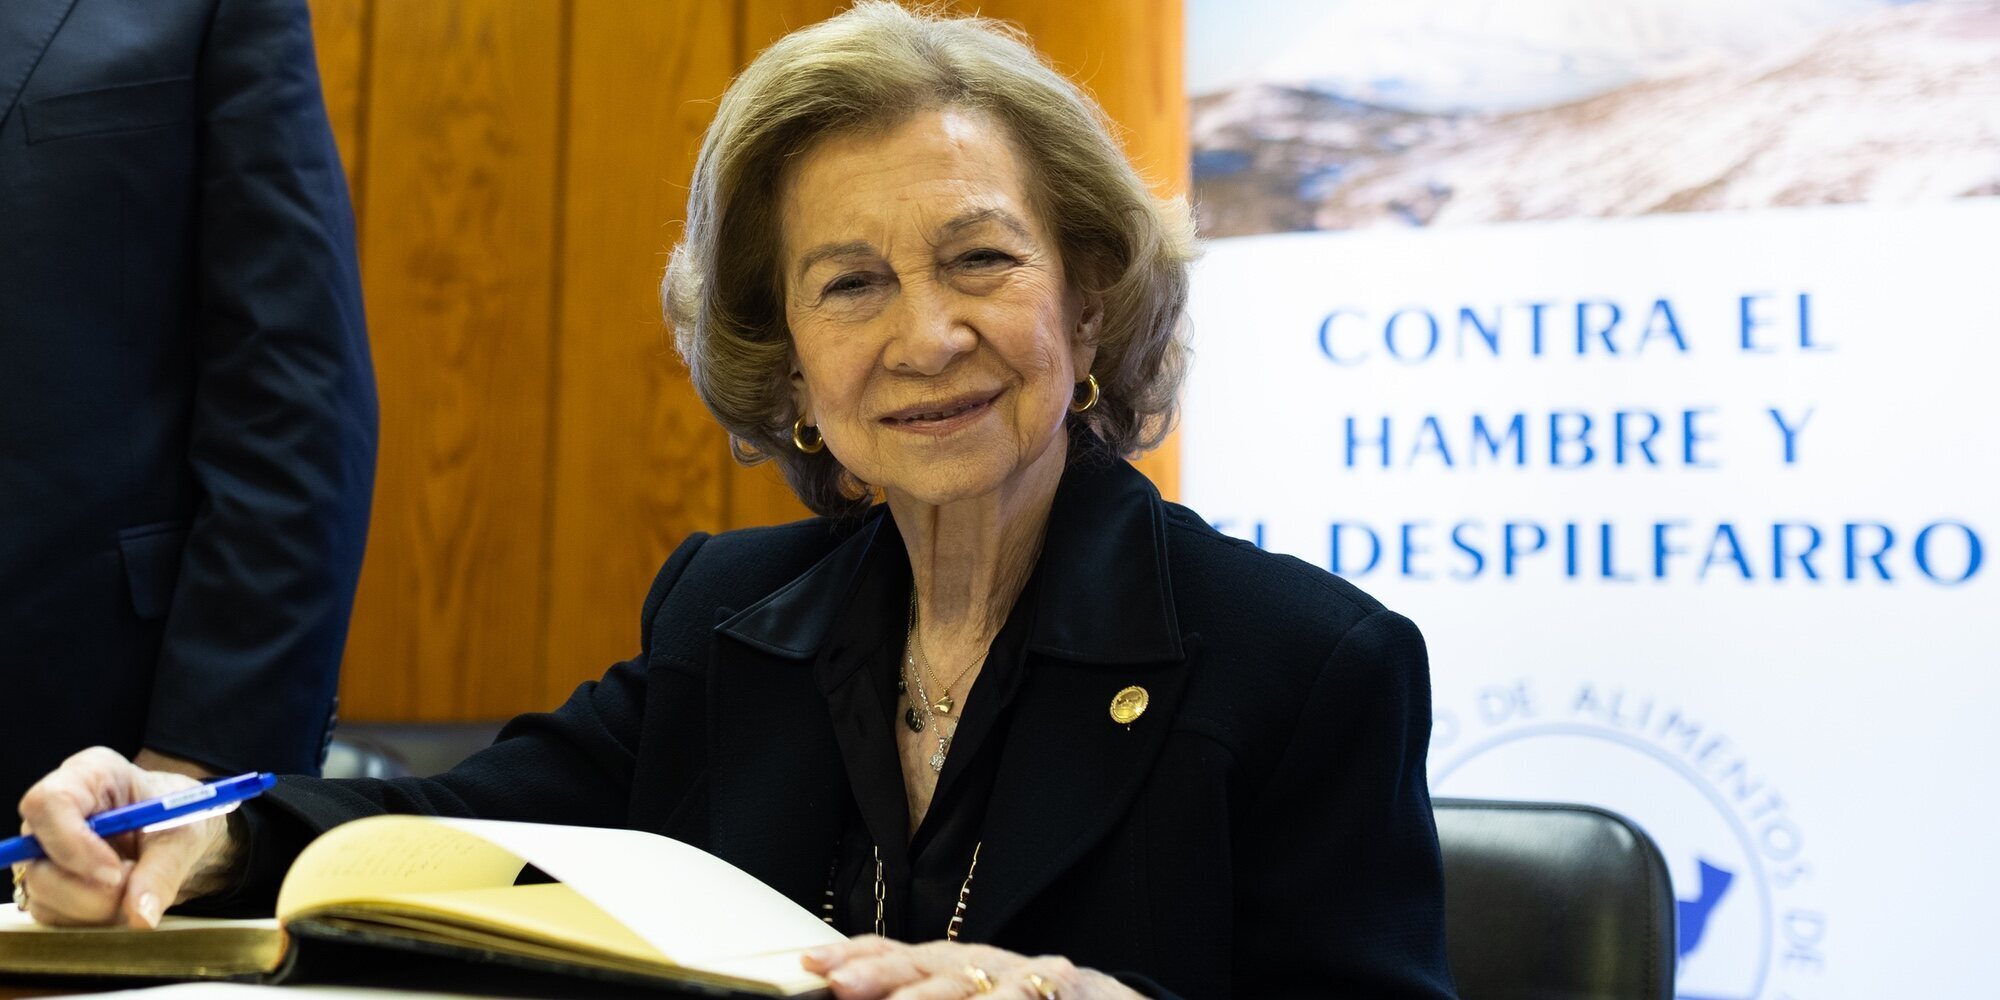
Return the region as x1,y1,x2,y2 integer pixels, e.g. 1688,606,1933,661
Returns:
1430,681,1825,1000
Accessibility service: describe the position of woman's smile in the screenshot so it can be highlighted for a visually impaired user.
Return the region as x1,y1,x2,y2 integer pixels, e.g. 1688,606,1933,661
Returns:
879,388,1004,436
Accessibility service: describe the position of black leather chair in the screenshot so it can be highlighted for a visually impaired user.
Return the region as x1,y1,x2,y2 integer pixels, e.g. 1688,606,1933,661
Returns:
1433,798,1676,1000
323,721,508,781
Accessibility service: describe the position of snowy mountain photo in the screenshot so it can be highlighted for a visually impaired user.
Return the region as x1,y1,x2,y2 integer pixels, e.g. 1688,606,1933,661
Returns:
1190,0,2000,236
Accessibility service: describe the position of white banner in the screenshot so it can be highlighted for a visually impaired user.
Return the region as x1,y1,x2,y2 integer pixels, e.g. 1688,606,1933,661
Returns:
1185,3,2000,993
1183,201,1999,998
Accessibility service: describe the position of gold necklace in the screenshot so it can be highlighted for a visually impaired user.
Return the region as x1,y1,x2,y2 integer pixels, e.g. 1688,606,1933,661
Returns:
902,589,956,772
907,589,984,715
868,842,982,940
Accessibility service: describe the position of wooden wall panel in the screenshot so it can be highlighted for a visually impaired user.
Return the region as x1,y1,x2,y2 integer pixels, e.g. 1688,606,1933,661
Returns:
541,1,749,703
738,0,849,57
305,0,368,220
338,0,565,720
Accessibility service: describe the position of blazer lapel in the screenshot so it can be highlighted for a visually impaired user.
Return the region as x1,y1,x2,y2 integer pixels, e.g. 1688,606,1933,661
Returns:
0,0,76,132
961,640,1195,940
957,446,1198,939
704,611,851,909
704,515,890,907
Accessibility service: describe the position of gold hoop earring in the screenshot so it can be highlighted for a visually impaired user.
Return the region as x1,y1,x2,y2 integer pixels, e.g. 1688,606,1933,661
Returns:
791,415,824,453
1068,374,1100,414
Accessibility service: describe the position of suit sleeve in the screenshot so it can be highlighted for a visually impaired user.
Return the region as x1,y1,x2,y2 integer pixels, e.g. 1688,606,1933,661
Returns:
140,0,377,776
182,534,712,916
1236,610,1458,999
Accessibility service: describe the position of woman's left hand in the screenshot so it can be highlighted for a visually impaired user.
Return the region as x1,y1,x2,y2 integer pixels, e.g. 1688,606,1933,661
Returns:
802,936,1142,999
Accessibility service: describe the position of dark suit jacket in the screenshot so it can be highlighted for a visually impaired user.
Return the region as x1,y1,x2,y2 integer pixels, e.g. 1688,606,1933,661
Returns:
236,452,1455,999
0,0,375,800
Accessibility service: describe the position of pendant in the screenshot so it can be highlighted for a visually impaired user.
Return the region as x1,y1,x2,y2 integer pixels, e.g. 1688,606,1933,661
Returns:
896,676,906,695
928,738,948,772
904,706,925,733
932,694,954,715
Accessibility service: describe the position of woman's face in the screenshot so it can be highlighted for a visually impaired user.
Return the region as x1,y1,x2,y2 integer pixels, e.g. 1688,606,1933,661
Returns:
780,107,1096,508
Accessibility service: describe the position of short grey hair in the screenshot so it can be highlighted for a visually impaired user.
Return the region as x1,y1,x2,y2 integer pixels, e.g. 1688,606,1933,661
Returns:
664,1,1195,516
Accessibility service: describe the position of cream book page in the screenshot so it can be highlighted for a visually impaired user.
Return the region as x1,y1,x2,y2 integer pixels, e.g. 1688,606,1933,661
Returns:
276,816,842,971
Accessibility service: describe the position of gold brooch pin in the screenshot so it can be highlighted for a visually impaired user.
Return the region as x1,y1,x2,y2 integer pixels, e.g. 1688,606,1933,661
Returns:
1109,685,1149,725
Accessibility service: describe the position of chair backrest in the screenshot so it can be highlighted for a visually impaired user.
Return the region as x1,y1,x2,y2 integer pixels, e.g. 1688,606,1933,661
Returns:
322,720,509,780
321,733,411,781
1432,798,1676,1000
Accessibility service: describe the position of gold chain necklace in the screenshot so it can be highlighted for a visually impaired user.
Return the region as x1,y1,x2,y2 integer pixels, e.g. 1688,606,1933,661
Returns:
866,843,982,941
908,590,984,716
902,588,956,772
835,591,988,941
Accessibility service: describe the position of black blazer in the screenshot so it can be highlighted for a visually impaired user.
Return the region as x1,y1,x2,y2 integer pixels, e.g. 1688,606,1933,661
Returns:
0,0,375,798
241,453,1456,999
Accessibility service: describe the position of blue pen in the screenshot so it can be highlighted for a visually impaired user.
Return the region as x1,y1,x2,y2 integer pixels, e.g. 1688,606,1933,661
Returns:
0,772,275,869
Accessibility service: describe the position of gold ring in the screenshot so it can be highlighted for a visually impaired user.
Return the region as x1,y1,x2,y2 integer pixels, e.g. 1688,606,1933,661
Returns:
1025,972,1060,999
11,869,28,912
962,964,997,993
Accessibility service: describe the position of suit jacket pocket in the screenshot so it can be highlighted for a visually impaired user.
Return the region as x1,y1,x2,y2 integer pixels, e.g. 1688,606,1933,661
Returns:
23,77,195,145
118,522,189,621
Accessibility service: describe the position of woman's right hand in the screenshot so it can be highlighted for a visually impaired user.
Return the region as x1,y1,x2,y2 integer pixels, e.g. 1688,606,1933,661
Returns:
13,747,244,928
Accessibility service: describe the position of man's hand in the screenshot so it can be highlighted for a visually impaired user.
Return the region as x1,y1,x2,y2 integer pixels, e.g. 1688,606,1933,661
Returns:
15,748,243,928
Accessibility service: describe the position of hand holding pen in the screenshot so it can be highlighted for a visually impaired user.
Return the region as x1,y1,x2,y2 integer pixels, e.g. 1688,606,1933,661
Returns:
12,748,266,929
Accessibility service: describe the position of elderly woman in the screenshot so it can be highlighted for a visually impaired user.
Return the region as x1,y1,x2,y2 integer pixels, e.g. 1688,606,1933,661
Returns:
13,5,1453,998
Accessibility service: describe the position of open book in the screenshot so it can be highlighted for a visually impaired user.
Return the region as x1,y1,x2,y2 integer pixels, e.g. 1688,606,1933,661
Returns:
0,816,842,996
